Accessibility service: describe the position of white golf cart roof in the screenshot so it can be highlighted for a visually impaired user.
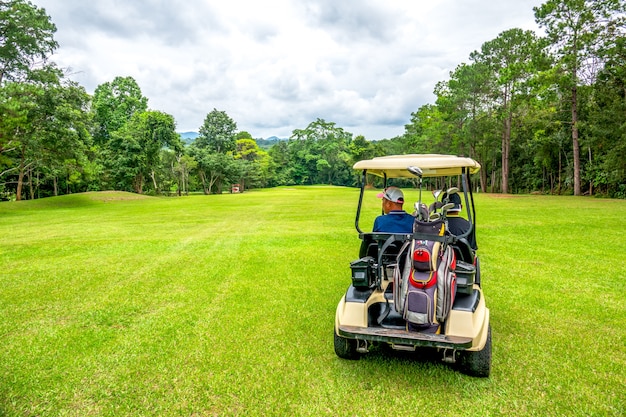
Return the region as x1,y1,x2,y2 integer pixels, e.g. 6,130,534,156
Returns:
353,154,481,178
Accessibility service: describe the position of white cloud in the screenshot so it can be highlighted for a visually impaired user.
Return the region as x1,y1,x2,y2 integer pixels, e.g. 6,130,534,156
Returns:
34,0,543,139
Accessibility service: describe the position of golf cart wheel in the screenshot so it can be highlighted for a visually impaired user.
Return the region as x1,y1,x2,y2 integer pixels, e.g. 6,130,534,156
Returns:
458,325,491,377
334,330,360,360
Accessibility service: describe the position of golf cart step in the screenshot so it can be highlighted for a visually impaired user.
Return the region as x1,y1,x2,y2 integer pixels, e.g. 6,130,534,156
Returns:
338,325,472,349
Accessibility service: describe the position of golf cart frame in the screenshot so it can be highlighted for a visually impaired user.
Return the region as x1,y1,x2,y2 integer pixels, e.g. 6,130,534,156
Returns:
334,154,491,377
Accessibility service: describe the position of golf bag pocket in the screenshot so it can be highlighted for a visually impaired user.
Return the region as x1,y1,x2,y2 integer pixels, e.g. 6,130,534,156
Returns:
411,240,439,273
404,283,436,325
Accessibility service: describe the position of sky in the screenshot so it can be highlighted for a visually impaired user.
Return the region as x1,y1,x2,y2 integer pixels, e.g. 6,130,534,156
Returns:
32,0,544,140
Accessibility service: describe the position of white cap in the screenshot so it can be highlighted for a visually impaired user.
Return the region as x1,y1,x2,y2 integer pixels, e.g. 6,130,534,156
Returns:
377,186,404,203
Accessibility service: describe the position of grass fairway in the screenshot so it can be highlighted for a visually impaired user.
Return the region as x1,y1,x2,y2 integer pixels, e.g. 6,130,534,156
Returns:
0,187,624,416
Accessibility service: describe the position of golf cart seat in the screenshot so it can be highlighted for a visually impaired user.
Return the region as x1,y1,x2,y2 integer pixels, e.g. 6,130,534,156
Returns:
358,233,408,261
451,237,474,264
351,233,410,290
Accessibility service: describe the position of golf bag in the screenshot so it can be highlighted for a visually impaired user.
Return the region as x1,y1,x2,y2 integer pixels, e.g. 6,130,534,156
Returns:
394,219,457,331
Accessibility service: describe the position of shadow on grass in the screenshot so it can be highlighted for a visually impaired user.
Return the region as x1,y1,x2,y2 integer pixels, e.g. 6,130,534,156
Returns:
332,344,477,388
359,344,450,367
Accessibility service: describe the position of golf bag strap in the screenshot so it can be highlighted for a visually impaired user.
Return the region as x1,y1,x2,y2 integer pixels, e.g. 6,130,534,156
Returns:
377,234,402,287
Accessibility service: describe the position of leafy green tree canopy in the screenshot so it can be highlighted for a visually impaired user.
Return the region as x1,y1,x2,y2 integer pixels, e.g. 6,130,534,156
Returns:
196,108,237,153
0,0,57,84
107,110,180,194
289,118,353,185
92,76,148,145
534,0,626,195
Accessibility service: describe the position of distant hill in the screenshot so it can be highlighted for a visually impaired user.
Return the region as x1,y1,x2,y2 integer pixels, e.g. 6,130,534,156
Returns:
179,131,198,145
177,132,287,149
256,136,287,150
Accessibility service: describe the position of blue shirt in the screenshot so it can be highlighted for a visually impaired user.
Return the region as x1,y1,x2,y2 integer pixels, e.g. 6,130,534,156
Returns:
373,210,415,233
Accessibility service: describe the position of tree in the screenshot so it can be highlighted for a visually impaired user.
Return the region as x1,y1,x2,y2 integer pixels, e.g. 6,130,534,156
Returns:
107,110,180,194
267,140,293,186
432,62,496,191
347,134,386,187
0,0,57,84
190,147,235,194
0,81,30,179
91,76,148,146
196,109,237,154
1,79,42,199
236,131,253,141
290,119,353,185
348,135,377,163
172,152,197,196
190,109,238,194
472,28,549,193
586,35,626,197
90,76,149,190
31,73,91,197
0,0,60,198
233,138,270,190
235,138,265,162
2,66,91,200
534,0,626,195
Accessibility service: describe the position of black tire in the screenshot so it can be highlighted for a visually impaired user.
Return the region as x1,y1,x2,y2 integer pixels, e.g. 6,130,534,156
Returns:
458,325,491,377
334,330,360,360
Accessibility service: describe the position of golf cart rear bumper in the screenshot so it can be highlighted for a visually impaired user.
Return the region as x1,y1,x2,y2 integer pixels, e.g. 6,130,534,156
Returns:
337,325,473,349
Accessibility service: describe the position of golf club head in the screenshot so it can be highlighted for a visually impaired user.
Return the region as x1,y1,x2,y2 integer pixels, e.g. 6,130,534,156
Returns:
414,202,428,221
446,187,459,196
441,202,455,212
433,189,442,200
407,166,423,178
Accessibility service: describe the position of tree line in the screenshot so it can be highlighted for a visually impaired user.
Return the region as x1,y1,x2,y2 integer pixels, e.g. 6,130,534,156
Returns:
1,0,625,201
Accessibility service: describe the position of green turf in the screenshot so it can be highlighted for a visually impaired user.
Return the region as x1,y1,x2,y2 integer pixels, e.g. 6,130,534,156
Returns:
0,188,624,416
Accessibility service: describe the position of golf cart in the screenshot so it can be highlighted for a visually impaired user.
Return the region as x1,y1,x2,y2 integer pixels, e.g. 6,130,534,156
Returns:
334,154,491,377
